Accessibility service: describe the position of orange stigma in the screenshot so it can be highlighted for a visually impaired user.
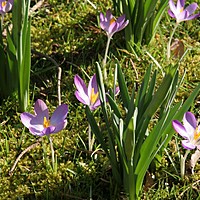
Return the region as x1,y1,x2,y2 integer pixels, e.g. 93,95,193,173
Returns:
43,117,50,128
110,18,116,25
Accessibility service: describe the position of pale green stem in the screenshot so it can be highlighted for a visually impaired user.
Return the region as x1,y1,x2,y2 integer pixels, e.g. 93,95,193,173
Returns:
48,136,55,170
102,36,111,81
180,149,190,179
167,23,179,60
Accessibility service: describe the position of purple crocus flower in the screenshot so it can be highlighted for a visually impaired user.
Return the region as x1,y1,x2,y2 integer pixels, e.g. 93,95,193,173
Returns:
20,99,68,136
168,0,200,23
100,9,129,38
74,74,101,111
0,0,13,16
172,112,200,150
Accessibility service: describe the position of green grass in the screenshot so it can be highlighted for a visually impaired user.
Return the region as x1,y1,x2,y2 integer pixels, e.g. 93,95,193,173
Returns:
0,0,200,199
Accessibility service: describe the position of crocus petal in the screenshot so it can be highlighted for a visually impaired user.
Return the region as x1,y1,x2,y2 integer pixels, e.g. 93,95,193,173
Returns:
169,0,177,15
99,12,105,22
42,126,56,135
177,0,185,10
34,99,49,118
185,13,200,21
185,3,198,15
106,9,113,21
29,126,46,136
177,10,188,22
172,120,189,139
88,74,98,100
182,140,196,150
53,120,67,133
168,9,175,18
116,14,125,26
91,99,101,110
74,75,90,105
50,104,68,125
75,91,89,105
20,112,35,128
183,112,196,134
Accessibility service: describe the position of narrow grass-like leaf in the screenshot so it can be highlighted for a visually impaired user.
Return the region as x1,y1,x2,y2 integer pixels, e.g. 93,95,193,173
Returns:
85,106,109,156
117,63,130,109
107,94,122,119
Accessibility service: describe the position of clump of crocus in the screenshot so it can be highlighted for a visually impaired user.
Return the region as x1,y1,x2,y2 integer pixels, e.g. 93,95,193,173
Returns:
172,111,200,178
74,74,100,111
20,99,68,136
99,9,129,80
168,0,200,23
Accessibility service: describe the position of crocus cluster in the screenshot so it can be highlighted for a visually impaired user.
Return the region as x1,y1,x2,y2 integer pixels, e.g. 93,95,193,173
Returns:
21,99,68,136
172,112,200,150
0,0,13,16
99,9,129,39
168,0,200,23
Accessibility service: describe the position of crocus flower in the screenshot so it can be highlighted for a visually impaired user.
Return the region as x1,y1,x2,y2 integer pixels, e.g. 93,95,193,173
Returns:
172,112,200,150
0,0,13,16
20,99,68,136
74,74,100,111
100,9,129,38
168,0,200,23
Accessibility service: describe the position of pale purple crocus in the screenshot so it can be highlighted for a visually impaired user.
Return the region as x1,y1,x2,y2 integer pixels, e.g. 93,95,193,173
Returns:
74,74,100,111
100,9,129,39
20,99,68,136
168,0,200,23
0,0,13,16
172,112,200,150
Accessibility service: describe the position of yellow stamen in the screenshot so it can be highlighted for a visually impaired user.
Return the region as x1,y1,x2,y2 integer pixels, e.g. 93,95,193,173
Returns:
43,117,50,128
110,18,116,25
2,1,7,7
90,88,99,104
180,7,184,13
194,128,200,140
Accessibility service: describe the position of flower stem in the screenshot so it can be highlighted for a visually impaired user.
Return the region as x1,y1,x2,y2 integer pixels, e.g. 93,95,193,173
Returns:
48,136,55,170
180,149,190,179
102,36,111,81
167,23,179,60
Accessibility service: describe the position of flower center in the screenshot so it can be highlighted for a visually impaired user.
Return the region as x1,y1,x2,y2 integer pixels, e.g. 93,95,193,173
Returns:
43,117,51,128
180,7,184,13
90,88,99,105
194,127,200,141
2,1,7,7
110,18,116,25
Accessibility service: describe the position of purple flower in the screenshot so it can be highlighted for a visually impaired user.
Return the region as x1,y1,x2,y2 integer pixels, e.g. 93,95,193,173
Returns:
20,99,68,136
172,112,200,150
0,0,13,16
168,0,200,23
100,9,129,38
74,74,101,111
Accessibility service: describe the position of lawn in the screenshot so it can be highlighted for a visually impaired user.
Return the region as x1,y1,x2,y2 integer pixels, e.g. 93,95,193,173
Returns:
0,0,200,199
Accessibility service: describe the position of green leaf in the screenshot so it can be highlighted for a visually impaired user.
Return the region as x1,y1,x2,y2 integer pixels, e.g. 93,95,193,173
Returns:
86,106,109,156
117,63,130,109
